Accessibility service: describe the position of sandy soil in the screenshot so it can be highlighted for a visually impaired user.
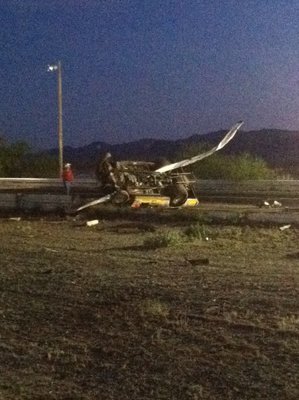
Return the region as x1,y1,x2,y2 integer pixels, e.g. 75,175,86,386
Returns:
0,213,298,399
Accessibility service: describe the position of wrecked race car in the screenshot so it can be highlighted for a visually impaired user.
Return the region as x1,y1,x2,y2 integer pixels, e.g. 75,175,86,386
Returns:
77,121,244,211
108,160,198,208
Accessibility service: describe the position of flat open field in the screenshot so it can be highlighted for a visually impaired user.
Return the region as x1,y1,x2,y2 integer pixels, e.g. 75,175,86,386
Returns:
0,211,298,399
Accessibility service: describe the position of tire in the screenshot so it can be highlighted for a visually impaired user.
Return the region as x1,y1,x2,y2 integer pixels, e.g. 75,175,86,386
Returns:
111,190,130,205
166,184,188,207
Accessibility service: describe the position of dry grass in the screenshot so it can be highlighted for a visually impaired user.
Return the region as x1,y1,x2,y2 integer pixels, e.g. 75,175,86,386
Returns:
139,299,170,318
0,215,298,399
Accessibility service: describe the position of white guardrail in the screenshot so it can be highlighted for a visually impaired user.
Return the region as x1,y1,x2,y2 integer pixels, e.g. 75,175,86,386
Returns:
0,178,299,196
0,179,298,212
0,178,95,183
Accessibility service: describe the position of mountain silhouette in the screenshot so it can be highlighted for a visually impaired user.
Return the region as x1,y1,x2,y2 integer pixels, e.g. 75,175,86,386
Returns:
44,128,299,173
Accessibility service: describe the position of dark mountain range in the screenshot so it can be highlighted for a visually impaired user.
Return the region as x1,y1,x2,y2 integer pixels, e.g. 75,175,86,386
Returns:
44,128,299,173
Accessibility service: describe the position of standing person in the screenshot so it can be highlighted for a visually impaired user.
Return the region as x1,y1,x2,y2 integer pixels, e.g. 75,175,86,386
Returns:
95,152,118,191
62,163,74,196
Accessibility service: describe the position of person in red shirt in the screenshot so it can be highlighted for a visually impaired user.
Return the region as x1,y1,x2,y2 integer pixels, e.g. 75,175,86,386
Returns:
62,163,74,196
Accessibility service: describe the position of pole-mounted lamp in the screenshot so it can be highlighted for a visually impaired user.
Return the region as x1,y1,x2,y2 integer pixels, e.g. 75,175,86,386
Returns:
48,61,63,177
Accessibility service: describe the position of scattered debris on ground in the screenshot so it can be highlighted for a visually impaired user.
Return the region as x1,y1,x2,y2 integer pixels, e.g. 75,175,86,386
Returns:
280,224,291,231
86,219,99,227
273,200,282,208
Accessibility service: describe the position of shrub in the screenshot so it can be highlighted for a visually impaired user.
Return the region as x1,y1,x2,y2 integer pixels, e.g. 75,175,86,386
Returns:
143,231,183,249
176,143,275,180
22,154,59,177
183,224,207,240
0,141,30,176
0,140,59,177
194,153,275,180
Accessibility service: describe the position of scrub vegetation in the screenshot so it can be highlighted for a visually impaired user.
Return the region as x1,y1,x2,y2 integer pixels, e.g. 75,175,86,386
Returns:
0,138,276,180
193,152,275,180
0,213,298,399
0,140,58,177
143,231,183,249
177,143,275,180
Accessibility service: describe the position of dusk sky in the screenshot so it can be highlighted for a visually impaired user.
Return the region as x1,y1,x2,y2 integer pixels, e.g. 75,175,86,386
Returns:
1,0,299,149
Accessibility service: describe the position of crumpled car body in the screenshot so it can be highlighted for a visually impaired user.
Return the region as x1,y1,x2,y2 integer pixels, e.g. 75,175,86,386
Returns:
77,121,244,211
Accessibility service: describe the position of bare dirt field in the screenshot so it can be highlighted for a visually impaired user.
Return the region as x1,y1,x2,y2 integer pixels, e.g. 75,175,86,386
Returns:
0,210,298,399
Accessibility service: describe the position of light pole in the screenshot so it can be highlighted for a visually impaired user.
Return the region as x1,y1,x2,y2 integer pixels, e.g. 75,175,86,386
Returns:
48,61,64,176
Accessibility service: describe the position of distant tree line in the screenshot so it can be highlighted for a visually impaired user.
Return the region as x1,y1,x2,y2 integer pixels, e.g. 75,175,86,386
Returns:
0,140,59,177
0,138,280,180
176,143,276,180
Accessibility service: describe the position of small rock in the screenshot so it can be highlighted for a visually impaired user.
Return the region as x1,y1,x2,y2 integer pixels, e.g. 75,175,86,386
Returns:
186,258,209,266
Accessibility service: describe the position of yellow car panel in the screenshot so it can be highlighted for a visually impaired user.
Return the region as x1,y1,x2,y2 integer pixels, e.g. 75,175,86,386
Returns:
131,195,199,208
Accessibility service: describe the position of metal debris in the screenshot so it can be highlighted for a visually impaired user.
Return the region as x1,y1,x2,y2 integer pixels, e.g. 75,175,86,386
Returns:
77,193,114,212
279,224,291,231
86,219,99,227
44,247,59,253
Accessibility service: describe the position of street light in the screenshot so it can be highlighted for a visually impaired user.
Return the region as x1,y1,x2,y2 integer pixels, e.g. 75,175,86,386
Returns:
48,61,63,176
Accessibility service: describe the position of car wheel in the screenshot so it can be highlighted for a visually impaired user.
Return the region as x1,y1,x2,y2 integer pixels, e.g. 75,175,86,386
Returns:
167,184,188,207
111,190,130,205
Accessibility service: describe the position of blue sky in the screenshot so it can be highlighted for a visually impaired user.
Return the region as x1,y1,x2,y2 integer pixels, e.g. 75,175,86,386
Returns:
1,0,299,148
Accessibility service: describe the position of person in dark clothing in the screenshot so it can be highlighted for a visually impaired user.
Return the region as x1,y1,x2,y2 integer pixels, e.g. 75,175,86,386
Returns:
95,152,118,191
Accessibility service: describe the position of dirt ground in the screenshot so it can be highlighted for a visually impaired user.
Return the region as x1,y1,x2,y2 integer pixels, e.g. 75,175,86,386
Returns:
0,211,298,400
